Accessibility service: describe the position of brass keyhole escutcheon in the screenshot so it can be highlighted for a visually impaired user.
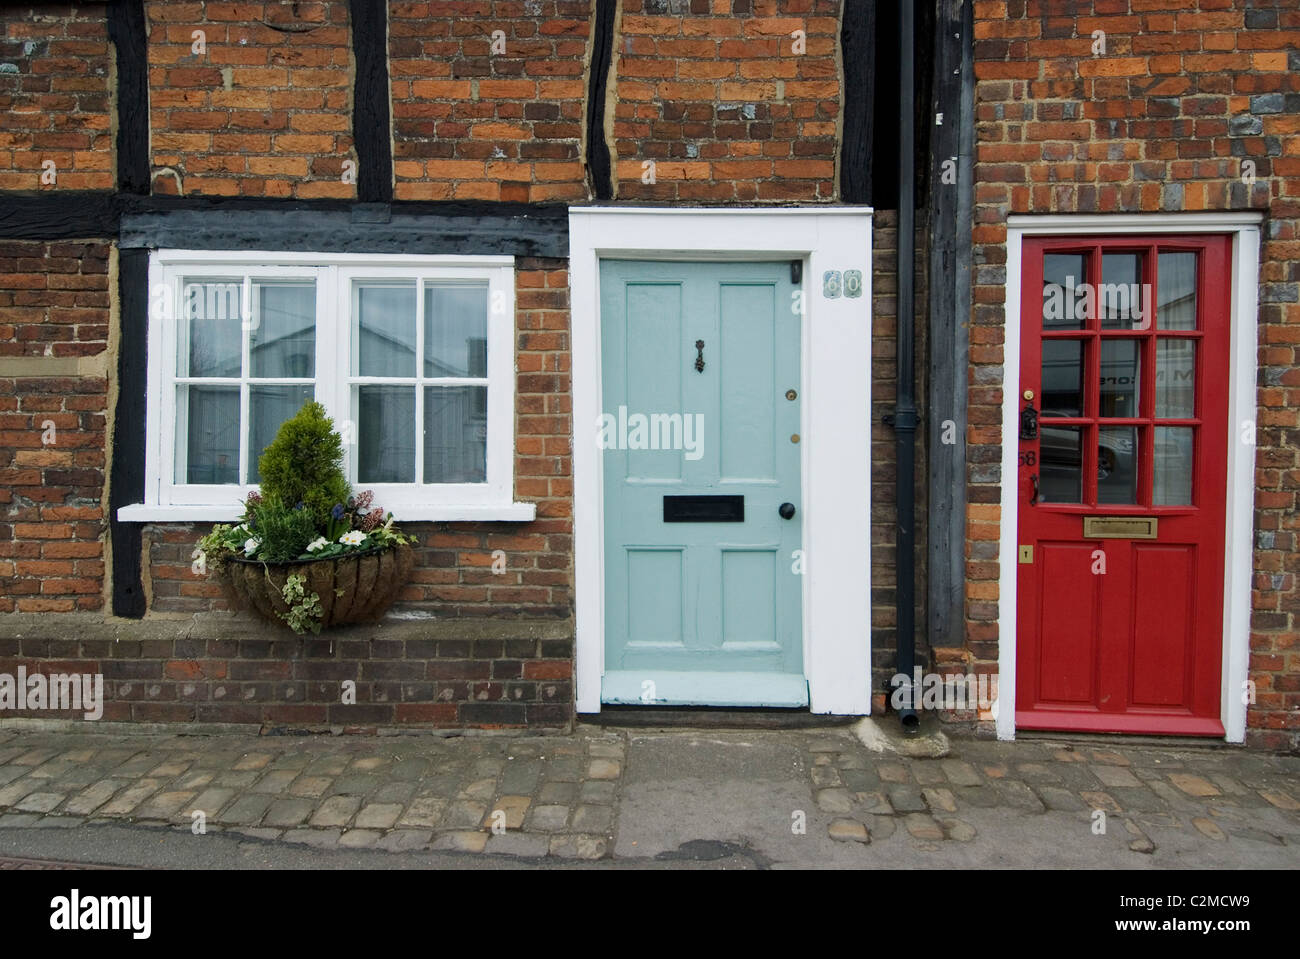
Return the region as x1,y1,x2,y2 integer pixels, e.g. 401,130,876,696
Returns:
790,433,800,444
785,389,797,401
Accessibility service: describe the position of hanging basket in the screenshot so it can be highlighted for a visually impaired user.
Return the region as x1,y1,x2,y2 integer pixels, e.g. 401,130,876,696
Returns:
221,543,415,631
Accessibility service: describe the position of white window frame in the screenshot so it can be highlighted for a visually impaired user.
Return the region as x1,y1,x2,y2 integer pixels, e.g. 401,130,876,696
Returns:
118,250,536,523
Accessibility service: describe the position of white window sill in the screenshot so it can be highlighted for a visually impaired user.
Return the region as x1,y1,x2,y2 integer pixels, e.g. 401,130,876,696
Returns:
116,503,538,523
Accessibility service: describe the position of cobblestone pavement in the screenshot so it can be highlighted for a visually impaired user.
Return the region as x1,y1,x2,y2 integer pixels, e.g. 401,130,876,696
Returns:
0,723,1296,866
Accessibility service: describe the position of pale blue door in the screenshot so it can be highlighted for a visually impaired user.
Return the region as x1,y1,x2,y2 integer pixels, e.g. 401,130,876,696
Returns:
599,260,805,706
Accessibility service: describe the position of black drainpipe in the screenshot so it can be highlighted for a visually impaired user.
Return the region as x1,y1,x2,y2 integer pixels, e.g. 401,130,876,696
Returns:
892,0,919,730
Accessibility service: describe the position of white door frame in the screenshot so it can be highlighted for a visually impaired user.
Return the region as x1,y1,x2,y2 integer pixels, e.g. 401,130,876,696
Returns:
569,207,874,714
998,212,1263,742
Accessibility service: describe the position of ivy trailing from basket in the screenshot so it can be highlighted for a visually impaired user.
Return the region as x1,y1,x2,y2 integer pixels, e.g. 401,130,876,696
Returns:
279,572,325,635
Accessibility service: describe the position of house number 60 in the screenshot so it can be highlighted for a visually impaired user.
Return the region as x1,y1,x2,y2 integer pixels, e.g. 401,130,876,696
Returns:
822,269,863,298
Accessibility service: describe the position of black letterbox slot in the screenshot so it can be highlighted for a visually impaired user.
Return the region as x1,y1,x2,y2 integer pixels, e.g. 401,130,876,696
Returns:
663,495,744,522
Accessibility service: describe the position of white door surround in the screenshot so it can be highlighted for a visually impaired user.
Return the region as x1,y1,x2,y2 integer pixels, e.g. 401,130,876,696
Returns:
568,207,875,714
998,212,1263,742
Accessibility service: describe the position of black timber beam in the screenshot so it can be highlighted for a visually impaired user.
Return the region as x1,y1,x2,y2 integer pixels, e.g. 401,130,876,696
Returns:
839,0,876,203
109,248,149,617
927,0,975,647
349,0,393,203
107,0,149,194
586,0,617,201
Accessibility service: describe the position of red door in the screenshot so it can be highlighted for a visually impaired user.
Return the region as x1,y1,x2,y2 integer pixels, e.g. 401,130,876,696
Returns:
1016,235,1231,736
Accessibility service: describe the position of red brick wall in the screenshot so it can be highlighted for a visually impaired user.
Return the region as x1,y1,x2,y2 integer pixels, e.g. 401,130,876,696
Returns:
145,0,354,198
0,241,111,613
0,5,114,190
970,0,1300,748
389,1,592,202
612,0,842,202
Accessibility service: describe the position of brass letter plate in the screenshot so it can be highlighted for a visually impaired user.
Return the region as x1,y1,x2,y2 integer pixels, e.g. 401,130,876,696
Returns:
1082,516,1158,539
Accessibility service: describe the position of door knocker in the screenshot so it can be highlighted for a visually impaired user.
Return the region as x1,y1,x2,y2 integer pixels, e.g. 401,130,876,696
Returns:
694,339,705,373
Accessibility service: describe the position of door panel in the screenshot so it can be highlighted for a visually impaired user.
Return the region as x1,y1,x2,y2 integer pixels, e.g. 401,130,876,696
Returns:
1017,235,1230,736
600,260,805,706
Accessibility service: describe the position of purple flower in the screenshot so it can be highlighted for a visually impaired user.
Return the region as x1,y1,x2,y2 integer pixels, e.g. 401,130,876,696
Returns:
331,503,345,520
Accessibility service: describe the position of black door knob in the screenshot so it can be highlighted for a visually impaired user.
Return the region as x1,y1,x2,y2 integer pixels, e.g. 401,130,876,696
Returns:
779,502,796,519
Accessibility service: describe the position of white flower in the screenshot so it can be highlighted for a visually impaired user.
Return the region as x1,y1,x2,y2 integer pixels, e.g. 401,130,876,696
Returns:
306,536,329,553
243,537,260,556
339,530,366,547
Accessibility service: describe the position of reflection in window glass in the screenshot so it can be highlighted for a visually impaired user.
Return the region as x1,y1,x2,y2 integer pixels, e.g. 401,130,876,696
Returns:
357,284,417,377
1099,339,1139,418
249,384,315,483
180,385,239,484
1042,340,1084,417
251,282,315,378
1155,339,1195,418
424,386,487,483
182,278,242,377
1038,426,1083,503
1154,426,1193,505
425,286,488,378
1100,253,1145,329
1158,252,1197,330
1042,254,1086,330
1098,426,1137,504
358,386,415,483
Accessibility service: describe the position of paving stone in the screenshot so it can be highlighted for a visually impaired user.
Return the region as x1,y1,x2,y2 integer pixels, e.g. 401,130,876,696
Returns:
398,797,446,828
0,767,28,788
12,749,57,767
538,782,578,804
828,818,870,843
1091,765,1142,789
370,782,417,804
954,784,1000,808
1109,786,1166,813
1080,791,1121,814
815,787,854,814
840,768,880,792
484,833,551,857
229,826,283,841
1168,773,1221,798
250,770,299,795
500,761,543,794
351,757,388,772
15,792,64,814
810,764,843,788
485,795,531,831
940,760,982,786
288,776,332,798
232,753,274,771
305,756,349,777
331,774,381,795
134,790,198,821
806,738,843,753
174,771,215,791
579,780,617,803
337,829,382,849
912,763,947,786
855,791,892,814
528,804,571,832
63,781,120,816
904,813,945,841
983,763,1008,779
587,742,625,759
215,793,274,825
887,785,927,813
587,759,621,780
443,800,488,829
1209,775,1250,797
993,779,1045,813
263,799,315,828
99,778,164,816
1035,786,1086,812
190,788,237,818
1090,750,1131,767
213,770,260,788
922,787,957,813
147,760,191,778
458,778,497,801
878,763,910,784
1016,762,1063,784
354,802,403,830
282,827,342,849
548,834,608,859
310,795,362,828
542,758,584,782
940,818,977,842
1053,749,1086,763
1258,790,1300,811
431,830,488,853
1134,811,1181,828
1128,837,1156,854
1222,824,1285,846
869,813,897,840
0,779,40,807
376,829,433,852
572,804,613,833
